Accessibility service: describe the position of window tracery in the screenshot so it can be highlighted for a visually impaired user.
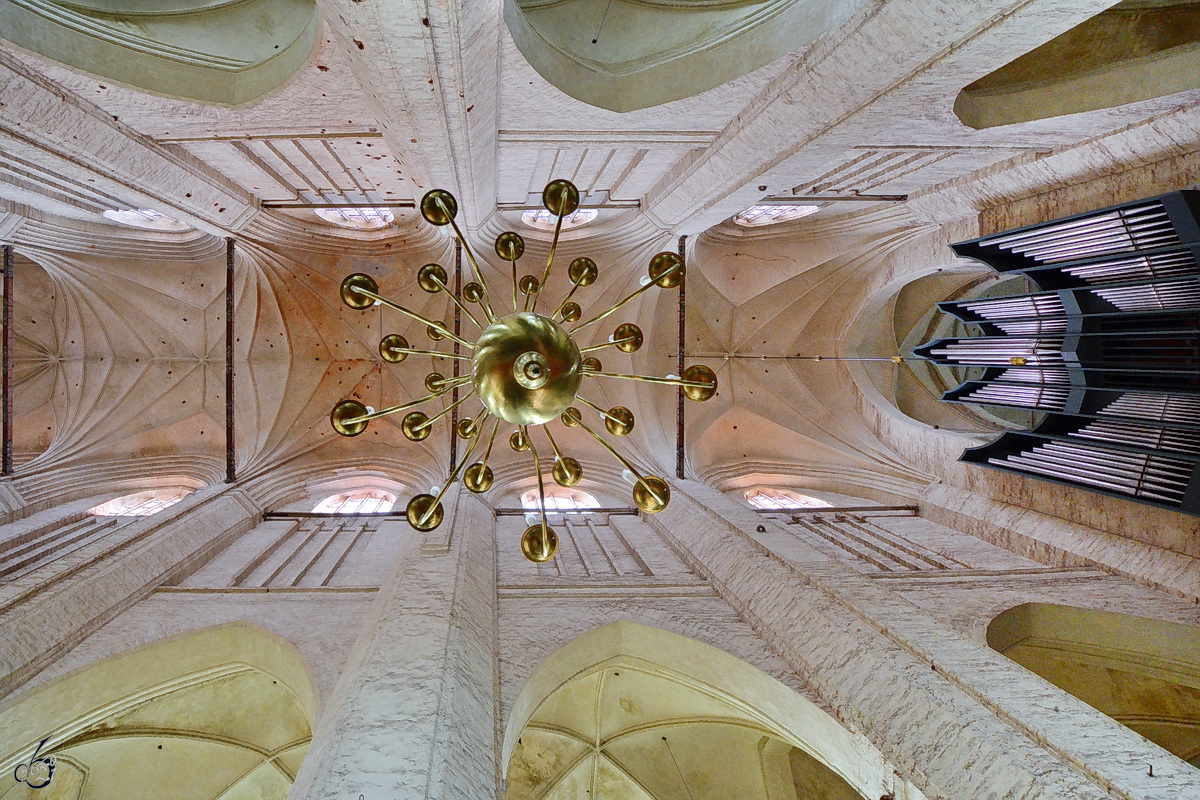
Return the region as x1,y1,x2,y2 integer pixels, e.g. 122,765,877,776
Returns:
733,204,821,227
101,208,191,231
520,487,600,511
89,488,190,517
520,208,597,231
313,207,396,230
744,488,831,510
312,489,397,514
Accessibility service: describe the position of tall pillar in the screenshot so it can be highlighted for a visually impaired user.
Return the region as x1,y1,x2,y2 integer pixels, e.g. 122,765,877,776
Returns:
288,491,498,799
645,480,1198,799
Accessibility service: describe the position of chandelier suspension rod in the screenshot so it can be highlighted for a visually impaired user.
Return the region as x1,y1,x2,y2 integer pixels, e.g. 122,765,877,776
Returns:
347,284,475,349
578,336,638,353
412,389,476,434
341,388,448,426
417,412,490,526
532,213,566,314
434,197,498,323
571,261,681,334
525,429,553,555
587,371,715,389
568,411,666,507
427,273,484,330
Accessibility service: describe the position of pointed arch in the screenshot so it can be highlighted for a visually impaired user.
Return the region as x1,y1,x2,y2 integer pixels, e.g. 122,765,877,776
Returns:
503,620,881,799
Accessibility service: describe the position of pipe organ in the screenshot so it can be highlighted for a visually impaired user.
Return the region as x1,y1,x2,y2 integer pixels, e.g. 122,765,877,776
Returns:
917,191,1200,515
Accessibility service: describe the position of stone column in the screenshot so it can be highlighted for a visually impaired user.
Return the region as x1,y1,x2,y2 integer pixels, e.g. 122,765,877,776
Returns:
644,480,1199,799
288,490,498,800
0,482,260,698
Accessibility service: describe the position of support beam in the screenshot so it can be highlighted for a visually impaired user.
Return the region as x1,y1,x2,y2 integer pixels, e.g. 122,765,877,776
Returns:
2,244,10,476
225,238,235,484
675,235,687,480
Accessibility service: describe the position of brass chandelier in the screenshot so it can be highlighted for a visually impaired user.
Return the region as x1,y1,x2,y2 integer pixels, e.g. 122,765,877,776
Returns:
330,180,716,562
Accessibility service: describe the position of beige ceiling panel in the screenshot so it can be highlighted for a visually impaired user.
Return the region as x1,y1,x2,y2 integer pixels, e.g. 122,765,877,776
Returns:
58,738,260,800
505,728,591,798
595,668,745,742
214,762,292,800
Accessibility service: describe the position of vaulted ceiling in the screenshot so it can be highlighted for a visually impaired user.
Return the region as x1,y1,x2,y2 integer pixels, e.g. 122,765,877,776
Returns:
1,0,1199,511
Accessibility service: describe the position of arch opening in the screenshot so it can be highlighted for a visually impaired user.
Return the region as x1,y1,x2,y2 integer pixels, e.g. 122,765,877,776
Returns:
0,622,318,799
504,621,881,799
988,603,1200,768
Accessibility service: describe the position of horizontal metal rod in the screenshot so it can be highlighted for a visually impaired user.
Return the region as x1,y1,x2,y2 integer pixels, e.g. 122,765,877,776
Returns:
264,201,417,209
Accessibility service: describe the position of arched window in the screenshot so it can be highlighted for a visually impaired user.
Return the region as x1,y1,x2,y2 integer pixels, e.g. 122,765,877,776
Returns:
312,489,397,514
733,204,821,227
521,208,597,231
89,488,190,517
744,488,831,510
102,208,190,231
520,487,600,511
313,207,395,230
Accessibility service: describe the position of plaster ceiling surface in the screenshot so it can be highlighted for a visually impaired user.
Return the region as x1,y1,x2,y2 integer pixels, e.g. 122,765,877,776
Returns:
1,0,1199,505
505,664,864,800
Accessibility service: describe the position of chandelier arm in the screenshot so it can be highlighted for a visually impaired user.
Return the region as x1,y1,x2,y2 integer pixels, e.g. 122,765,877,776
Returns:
412,388,477,433
575,395,627,426
525,427,552,554
480,416,503,467
341,389,447,425
542,424,565,462
570,262,680,334
429,275,485,330
429,374,473,391
552,279,583,320
511,258,519,313
568,411,666,507
586,371,714,389
386,345,472,361
578,336,638,354
531,213,566,314
435,197,498,323
417,412,490,527
348,285,475,349
523,286,533,312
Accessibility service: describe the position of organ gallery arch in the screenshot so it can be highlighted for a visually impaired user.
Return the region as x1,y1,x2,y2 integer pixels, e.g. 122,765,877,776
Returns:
503,620,881,799
988,603,1200,768
0,622,317,799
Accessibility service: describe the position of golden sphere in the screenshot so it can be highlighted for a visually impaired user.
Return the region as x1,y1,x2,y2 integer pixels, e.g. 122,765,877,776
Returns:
568,257,598,286
582,356,602,372
681,364,718,402
418,263,448,293
553,457,583,487
521,524,559,562
427,324,445,342
561,301,581,323
613,323,643,353
463,282,484,303
473,313,582,425
509,429,530,452
340,273,378,309
648,252,684,288
402,411,431,441
464,462,494,493
456,416,477,438
495,231,525,261
543,179,580,217
420,189,457,226
561,407,582,427
633,476,670,513
330,400,368,437
605,406,635,436
379,333,408,363
406,493,444,530
424,372,445,393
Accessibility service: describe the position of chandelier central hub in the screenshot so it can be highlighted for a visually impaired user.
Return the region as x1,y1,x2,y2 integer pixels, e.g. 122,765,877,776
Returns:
473,312,582,425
